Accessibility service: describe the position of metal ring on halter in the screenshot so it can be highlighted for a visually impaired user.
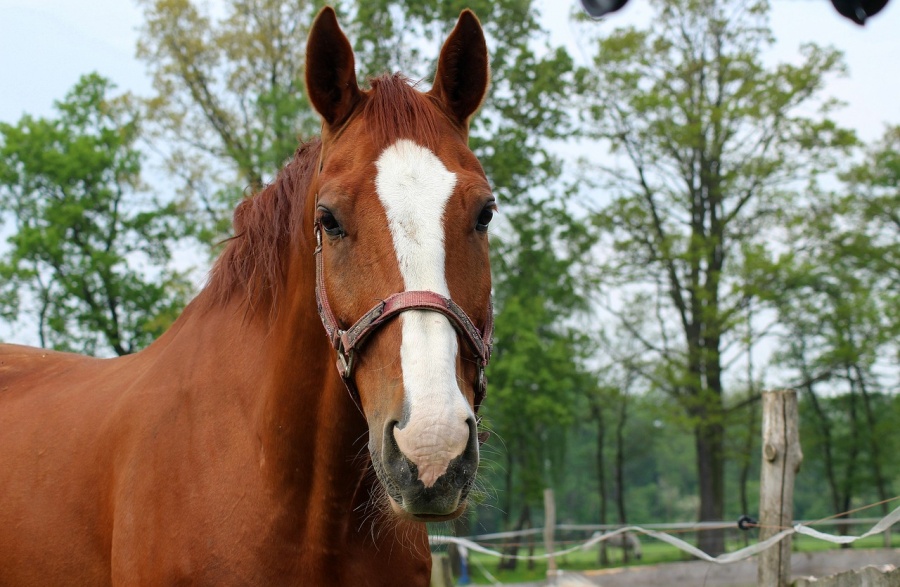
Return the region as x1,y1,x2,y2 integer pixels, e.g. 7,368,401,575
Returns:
335,340,355,379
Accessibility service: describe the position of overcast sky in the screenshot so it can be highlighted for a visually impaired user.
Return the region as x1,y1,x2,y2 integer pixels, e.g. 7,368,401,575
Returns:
1,0,897,141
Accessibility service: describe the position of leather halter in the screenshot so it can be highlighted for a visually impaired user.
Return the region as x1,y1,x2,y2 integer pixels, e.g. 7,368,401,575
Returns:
313,222,494,413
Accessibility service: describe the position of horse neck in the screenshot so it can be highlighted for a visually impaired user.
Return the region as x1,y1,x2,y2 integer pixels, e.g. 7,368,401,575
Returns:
251,249,368,486
149,212,370,516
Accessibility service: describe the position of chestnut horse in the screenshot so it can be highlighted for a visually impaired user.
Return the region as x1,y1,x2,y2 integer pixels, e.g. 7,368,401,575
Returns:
0,8,493,586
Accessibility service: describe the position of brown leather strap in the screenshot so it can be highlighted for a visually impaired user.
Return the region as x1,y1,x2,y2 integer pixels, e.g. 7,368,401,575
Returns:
340,290,491,367
313,222,492,411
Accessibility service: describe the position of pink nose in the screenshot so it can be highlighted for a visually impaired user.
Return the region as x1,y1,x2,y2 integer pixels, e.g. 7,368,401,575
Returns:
393,416,470,487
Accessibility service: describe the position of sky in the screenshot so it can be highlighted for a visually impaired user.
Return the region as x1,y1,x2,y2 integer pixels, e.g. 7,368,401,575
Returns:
0,0,897,141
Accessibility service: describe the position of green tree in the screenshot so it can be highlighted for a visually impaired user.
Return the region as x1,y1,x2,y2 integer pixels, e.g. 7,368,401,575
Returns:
579,0,855,553
764,159,899,534
842,125,900,337
0,74,190,356
482,193,596,568
136,0,328,241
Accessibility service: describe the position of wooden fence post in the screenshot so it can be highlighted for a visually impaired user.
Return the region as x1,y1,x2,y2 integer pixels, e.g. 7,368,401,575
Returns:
758,390,803,587
544,488,557,578
430,554,453,587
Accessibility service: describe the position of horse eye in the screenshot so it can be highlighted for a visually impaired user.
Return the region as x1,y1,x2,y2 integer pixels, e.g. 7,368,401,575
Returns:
319,210,344,237
475,207,494,232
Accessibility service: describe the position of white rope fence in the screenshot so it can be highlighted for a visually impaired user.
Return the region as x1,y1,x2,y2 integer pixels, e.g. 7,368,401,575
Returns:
429,504,900,564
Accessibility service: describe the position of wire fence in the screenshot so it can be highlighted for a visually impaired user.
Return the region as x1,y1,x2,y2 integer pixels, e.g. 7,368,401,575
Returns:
429,497,900,565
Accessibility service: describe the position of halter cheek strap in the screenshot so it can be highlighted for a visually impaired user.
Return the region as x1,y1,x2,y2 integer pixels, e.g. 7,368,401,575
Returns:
313,222,494,413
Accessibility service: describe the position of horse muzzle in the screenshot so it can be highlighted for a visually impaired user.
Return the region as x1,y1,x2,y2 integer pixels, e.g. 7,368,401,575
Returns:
372,417,479,520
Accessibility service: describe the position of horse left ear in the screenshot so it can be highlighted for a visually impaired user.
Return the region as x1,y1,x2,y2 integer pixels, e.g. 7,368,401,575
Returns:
306,7,361,127
429,10,490,127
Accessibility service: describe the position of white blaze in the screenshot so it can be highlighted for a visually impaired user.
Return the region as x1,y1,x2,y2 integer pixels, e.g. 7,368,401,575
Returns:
375,139,473,488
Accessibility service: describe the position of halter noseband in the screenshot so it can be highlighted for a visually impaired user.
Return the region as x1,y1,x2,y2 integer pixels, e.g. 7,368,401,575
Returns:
313,222,494,413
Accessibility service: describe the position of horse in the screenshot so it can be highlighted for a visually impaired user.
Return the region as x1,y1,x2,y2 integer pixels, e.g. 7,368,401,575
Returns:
0,7,493,586
593,531,643,563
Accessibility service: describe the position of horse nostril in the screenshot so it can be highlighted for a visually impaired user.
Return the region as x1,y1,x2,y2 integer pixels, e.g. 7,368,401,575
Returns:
380,421,416,489
383,420,400,454
465,417,479,453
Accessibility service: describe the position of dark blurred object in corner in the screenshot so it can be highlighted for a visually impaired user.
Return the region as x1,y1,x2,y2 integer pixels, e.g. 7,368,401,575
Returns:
580,0,889,25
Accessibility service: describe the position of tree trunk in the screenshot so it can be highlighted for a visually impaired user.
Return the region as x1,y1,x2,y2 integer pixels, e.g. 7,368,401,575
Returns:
592,401,610,566
615,391,629,562
498,503,531,571
503,450,514,527
853,363,892,547
695,417,725,555
801,372,841,515
838,373,862,546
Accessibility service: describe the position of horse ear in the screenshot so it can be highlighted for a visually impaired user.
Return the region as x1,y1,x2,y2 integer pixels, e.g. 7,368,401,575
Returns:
429,10,490,127
305,7,361,127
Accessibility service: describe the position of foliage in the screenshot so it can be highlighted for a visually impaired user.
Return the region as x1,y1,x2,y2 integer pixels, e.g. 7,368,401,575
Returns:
841,125,900,336
578,0,855,552
136,0,580,245
761,128,900,520
0,74,191,356
136,0,329,241
479,193,597,531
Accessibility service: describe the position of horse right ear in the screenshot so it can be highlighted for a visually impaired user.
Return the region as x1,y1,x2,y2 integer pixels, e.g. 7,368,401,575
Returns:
305,7,361,127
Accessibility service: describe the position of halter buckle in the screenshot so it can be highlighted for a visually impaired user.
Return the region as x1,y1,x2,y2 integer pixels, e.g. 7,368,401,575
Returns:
335,339,355,379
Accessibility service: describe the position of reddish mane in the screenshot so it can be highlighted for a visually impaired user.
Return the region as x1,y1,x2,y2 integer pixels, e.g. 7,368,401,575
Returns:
202,74,446,311
202,137,320,312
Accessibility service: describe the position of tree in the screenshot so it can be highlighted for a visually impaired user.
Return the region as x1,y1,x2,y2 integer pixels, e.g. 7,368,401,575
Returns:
0,74,190,356
762,139,900,534
579,0,855,553
842,125,900,338
482,193,597,569
136,0,327,241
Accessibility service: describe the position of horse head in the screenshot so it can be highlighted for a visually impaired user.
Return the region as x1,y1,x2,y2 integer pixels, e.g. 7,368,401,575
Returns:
305,8,493,522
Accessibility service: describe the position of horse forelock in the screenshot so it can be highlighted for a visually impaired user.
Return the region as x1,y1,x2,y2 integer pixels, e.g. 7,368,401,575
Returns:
203,138,320,313
362,73,446,152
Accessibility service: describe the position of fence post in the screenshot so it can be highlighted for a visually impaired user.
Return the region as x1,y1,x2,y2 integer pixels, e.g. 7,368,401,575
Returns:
544,488,557,578
430,553,453,587
758,389,803,587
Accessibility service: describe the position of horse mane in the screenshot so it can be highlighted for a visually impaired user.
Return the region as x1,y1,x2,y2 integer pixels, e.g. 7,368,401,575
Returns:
201,73,445,313
202,137,320,312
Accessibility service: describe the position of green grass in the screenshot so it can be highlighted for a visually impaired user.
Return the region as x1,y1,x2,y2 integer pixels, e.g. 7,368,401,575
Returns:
444,532,900,585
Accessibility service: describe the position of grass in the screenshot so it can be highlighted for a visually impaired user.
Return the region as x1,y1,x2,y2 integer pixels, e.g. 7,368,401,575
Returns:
443,531,900,585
